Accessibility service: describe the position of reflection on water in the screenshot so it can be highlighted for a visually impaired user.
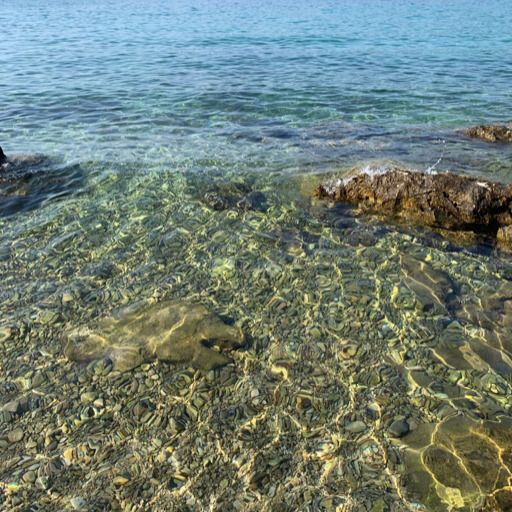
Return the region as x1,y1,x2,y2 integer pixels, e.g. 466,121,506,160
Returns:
1,161,512,510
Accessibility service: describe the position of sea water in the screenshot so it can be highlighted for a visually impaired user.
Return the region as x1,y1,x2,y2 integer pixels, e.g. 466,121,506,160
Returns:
1,1,512,511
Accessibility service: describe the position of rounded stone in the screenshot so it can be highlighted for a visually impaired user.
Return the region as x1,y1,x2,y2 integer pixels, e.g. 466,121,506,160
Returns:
389,419,410,438
22,470,36,483
346,420,367,433
70,496,87,510
7,427,24,443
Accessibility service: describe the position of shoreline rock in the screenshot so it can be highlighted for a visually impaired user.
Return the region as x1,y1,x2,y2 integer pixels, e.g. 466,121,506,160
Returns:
314,168,512,244
465,124,512,143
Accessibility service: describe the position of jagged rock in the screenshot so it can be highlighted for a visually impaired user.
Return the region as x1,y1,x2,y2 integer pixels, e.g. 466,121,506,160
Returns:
0,146,7,165
314,168,512,241
466,124,512,142
63,300,245,372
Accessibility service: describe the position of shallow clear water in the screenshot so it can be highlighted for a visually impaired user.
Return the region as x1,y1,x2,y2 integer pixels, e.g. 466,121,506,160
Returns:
2,1,512,511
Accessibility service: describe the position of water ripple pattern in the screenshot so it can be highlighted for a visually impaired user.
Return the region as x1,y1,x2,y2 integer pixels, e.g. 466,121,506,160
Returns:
2,1,512,511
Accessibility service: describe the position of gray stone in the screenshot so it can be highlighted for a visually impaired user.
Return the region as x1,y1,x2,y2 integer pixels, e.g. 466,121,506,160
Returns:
7,427,24,443
389,419,410,438
22,470,36,483
346,420,367,433
2,400,23,415
70,496,87,510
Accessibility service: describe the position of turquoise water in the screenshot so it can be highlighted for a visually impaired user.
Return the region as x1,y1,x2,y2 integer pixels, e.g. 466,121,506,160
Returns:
2,0,512,174
2,1,512,511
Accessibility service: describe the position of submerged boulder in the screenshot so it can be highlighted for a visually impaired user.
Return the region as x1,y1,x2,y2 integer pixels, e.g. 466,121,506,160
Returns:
402,414,512,511
465,124,512,143
0,146,84,217
201,180,267,212
63,300,245,372
314,168,512,242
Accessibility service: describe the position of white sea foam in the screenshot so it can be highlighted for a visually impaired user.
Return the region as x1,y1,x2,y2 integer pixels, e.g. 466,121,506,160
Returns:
321,161,443,195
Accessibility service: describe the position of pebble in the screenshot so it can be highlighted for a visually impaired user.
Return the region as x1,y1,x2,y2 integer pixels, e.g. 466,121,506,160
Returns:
346,421,367,433
36,476,49,490
8,427,24,443
22,470,36,483
81,392,96,404
3,400,22,415
296,396,311,409
388,420,410,438
113,475,130,486
93,398,104,408
70,496,87,510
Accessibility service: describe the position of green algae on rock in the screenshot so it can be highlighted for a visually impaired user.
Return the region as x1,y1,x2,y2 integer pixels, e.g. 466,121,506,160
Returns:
63,300,245,372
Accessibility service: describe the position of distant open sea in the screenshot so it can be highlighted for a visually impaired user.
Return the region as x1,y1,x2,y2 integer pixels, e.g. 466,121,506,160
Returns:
2,0,512,175
2,1,512,511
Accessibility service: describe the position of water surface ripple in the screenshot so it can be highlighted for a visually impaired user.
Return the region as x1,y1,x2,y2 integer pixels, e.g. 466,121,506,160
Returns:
1,1,512,511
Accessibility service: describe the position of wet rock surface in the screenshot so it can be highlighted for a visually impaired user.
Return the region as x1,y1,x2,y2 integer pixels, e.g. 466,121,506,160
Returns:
314,168,512,242
465,124,512,143
63,300,245,372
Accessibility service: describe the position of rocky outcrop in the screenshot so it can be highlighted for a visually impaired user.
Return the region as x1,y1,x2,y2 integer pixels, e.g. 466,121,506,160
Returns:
465,124,512,142
0,146,7,165
314,168,512,241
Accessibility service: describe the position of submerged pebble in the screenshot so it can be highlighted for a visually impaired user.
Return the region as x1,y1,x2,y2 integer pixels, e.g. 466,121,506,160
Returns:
388,420,410,438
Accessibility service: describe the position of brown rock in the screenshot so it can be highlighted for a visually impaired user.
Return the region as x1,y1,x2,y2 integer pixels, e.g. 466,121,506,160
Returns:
498,225,512,245
314,168,512,241
466,124,512,142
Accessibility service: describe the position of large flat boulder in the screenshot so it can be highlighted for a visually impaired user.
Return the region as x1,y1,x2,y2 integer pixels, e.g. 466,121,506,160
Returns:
314,168,512,241
63,300,245,372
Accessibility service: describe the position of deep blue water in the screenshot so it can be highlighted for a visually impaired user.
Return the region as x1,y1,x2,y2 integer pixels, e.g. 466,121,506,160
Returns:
1,0,512,176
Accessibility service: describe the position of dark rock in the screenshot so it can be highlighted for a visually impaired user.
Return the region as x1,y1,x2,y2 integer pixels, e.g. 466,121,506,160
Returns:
466,124,512,142
236,191,267,211
18,393,41,413
201,180,267,212
0,149,84,217
388,419,410,438
314,168,512,242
